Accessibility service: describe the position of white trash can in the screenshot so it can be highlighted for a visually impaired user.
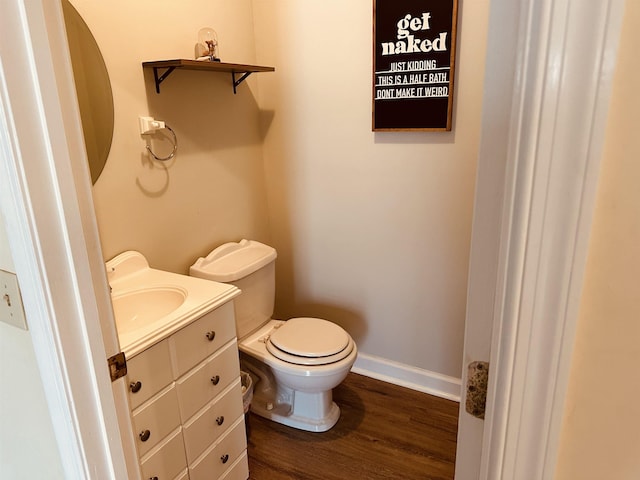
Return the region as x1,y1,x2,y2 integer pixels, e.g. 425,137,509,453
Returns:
240,371,253,438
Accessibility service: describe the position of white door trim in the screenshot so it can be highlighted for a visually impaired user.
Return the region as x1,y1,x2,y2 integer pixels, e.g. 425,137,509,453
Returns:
0,0,136,478
466,0,626,479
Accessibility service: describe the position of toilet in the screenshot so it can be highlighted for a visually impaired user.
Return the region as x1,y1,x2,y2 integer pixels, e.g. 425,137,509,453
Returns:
190,239,357,432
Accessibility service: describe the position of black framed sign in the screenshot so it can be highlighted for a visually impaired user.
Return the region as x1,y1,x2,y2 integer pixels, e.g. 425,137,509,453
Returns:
373,0,459,131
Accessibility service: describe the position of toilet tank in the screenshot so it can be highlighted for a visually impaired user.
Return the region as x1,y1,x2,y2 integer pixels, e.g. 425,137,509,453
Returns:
190,239,277,339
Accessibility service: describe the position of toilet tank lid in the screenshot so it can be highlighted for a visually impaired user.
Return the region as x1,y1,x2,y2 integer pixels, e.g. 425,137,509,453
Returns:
190,239,277,282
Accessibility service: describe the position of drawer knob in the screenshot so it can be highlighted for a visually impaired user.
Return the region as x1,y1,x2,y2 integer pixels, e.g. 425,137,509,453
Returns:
216,415,225,426
221,454,229,464
205,331,216,341
149,477,159,480
211,375,220,386
139,429,151,442
129,381,142,393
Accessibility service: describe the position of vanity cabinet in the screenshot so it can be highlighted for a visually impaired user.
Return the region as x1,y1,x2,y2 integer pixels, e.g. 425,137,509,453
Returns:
126,301,248,480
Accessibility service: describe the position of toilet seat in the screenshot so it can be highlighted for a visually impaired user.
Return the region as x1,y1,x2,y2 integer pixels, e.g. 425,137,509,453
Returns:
266,317,354,366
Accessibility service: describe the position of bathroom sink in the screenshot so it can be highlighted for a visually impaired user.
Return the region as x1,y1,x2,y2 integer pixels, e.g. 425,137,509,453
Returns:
111,286,187,334
106,250,241,357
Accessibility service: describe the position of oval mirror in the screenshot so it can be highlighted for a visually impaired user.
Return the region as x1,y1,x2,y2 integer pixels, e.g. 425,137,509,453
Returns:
62,0,114,184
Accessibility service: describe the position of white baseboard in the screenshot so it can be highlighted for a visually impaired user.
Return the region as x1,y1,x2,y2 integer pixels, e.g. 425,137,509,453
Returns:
351,353,461,402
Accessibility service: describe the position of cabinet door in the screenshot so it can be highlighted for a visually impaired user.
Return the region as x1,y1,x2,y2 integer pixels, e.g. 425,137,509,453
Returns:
189,418,248,480
132,385,181,457
170,302,236,378
127,339,173,410
182,380,244,464
176,340,241,421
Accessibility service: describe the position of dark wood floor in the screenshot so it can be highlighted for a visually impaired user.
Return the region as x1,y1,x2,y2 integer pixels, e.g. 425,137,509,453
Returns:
246,373,459,480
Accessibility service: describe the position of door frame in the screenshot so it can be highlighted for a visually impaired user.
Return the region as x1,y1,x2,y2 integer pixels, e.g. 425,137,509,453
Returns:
456,0,625,478
0,0,626,479
0,0,137,478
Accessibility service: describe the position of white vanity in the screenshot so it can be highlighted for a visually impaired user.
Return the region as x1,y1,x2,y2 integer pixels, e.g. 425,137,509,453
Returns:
107,251,248,480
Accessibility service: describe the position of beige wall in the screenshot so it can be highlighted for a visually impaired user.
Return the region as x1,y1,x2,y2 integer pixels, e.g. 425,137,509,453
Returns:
75,0,488,379
252,0,489,376
0,213,13,271
555,1,640,478
71,0,271,274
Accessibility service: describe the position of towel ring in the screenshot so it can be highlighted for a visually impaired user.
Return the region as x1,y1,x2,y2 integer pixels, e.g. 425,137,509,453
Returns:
146,124,177,161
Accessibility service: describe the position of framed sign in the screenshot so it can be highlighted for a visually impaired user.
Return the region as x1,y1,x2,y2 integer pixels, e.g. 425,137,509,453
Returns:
373,0,459,131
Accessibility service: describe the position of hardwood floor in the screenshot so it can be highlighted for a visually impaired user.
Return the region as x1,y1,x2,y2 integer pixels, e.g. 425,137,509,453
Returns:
246,373,459,480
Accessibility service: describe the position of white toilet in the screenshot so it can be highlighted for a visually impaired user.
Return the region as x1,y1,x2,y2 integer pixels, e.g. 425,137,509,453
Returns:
190,239,357,432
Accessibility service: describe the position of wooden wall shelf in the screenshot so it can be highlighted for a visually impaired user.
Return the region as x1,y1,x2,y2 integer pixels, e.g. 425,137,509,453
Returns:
142,59,275,94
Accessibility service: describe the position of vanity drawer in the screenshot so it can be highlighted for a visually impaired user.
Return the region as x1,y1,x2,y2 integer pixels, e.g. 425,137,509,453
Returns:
182,379,244,463
189,418,247,480
139,427,186,480
176,340,241,421
132,385,181,457
127,339,173,410
174,469,189,480
170,302,236,378
219,451,249,480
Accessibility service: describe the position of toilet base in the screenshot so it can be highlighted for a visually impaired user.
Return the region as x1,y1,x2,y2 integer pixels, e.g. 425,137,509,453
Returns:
249,383,341,432
240,354,342,432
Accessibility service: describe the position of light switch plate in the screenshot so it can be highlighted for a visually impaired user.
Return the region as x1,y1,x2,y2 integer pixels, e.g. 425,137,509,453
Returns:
0,269,27,330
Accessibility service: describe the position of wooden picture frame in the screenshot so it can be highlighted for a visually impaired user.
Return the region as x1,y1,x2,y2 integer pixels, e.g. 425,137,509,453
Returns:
372,0,459,131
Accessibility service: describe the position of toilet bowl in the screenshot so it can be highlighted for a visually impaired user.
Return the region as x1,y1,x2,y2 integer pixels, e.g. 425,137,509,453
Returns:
190,240,357,432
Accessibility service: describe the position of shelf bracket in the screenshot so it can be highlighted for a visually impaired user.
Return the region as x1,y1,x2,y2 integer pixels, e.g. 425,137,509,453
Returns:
231,71,253,94
152,66,176,94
